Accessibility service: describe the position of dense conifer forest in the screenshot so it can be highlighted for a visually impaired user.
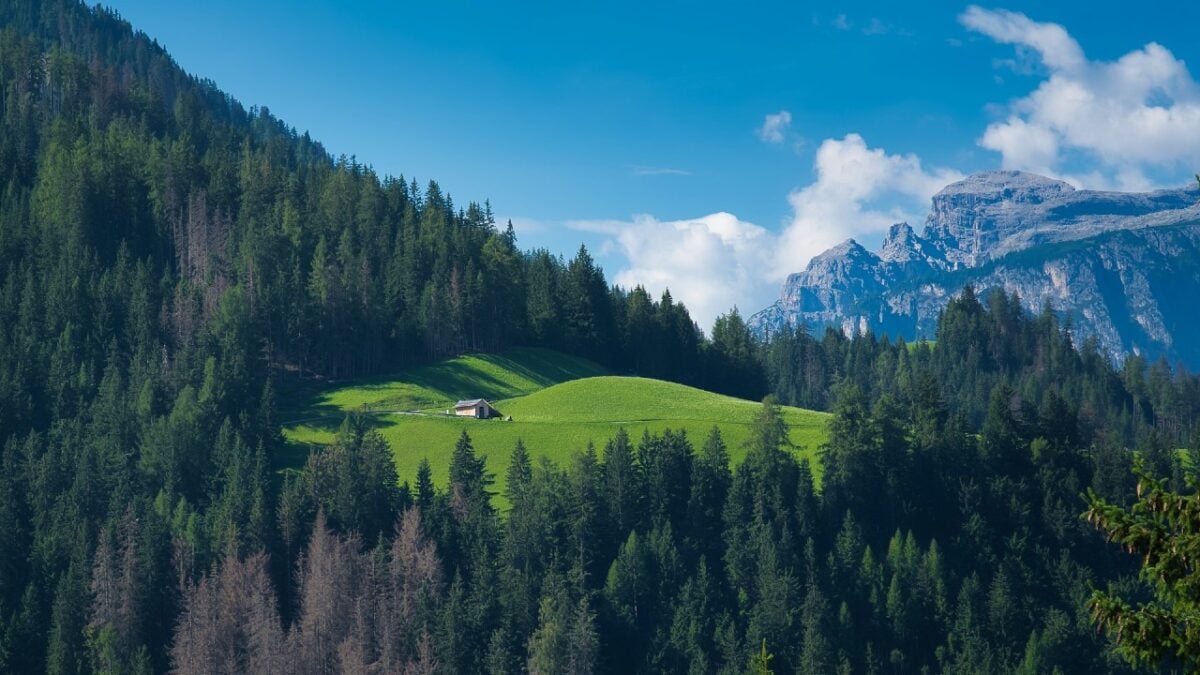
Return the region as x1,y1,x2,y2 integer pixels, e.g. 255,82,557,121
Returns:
1,1,1199,673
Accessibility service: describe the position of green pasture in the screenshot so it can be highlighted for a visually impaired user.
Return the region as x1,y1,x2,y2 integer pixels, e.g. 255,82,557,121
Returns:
282,352,830,502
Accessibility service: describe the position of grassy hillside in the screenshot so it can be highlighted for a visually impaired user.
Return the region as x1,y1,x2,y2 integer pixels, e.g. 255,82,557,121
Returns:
281,348,606,420
283,352,829,504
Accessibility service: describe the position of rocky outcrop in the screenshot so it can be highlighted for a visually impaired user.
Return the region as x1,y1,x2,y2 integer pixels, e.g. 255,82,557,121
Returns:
750,170,1200,366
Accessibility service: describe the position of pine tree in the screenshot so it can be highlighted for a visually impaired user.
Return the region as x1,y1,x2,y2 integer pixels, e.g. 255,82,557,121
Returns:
1085,458,1200,670
603,428,641,545
749,638,774,675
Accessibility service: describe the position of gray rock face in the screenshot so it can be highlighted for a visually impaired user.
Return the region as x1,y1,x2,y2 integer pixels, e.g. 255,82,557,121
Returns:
925,171,1076,267
750,170,1200,366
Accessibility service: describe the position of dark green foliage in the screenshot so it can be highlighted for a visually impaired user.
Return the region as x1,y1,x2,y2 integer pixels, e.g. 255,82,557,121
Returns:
0,1,762,671
0,2,1193,673
749,638,773,674
1085,459,1200,671
762,286,1197,450
708,307,766,400
285,416,401,543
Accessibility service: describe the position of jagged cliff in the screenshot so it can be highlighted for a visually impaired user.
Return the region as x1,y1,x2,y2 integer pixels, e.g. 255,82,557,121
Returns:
750,170,1200,366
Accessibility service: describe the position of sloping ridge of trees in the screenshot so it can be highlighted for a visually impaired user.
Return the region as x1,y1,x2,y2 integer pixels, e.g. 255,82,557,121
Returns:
0,0,754,671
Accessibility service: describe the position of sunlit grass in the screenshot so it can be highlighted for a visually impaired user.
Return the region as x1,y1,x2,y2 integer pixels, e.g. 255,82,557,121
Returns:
281,353,830,505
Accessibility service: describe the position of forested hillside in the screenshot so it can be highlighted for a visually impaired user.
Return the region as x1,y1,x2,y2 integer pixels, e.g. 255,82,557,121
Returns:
0,0,757,671
0,1,1195,673
762,286,1200,450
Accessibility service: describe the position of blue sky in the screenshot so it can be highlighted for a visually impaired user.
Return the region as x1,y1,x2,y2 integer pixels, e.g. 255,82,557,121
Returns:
105,1,1200,329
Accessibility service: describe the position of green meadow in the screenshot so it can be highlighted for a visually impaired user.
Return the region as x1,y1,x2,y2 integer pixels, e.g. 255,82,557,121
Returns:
282,350,830,501
279,348,607,418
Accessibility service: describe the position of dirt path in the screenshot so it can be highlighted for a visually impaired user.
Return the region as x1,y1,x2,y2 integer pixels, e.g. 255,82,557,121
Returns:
280,409,447,426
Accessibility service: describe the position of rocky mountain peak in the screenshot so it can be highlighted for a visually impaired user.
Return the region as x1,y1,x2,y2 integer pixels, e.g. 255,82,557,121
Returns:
750,170,1200,367
886,222,915,239
879,222,932,265
924,170,1078,267
826,238,867,255
802,238,878,278
932,170,1075,203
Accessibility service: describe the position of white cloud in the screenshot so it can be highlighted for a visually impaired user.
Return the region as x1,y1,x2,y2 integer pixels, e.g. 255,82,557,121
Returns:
555,9,1200,325
962,5,1200,189
775,134,962,278
569,213,775,332
862,17,889,36
977,116,1058,175
960,6,1083,71
861,17,913,37
569,134,960,329
500,215,546,235
631,166,692,176
757,110,793,144
823,13,910,37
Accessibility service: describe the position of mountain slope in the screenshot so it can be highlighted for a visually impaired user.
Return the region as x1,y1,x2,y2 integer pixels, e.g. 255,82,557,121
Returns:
751,170,1200,366
284,355,828,504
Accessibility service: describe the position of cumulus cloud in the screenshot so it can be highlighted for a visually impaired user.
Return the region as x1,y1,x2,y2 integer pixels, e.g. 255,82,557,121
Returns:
571,134,961,329
961,7,1083,71
757,110,793,144
571,8,1200,324
775,134,962,278
962,5,1200,189
977,116,1058,174
569,213,774,331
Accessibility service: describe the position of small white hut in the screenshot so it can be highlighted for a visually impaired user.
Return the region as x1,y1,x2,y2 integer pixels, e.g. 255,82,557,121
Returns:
453,399,500,419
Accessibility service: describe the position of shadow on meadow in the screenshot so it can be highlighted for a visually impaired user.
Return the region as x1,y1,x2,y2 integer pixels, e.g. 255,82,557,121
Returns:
277,348,608,470
278,409,399,470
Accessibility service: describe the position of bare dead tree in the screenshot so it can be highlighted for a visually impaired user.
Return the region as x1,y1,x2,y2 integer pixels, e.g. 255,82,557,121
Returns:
169,550,284,675
403,630,438,675
289,510,363,675
167,508,451,675
382,508,443,668
88,508,145,667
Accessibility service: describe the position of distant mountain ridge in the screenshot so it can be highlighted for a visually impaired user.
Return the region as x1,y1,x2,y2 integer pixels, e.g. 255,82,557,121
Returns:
750,170,1200,366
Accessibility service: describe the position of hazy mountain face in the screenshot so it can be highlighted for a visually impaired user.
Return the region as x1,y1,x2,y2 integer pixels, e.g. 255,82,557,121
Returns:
750,170,1200,366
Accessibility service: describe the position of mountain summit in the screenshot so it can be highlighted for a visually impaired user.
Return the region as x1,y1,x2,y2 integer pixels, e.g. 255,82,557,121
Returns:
750,170,1200,365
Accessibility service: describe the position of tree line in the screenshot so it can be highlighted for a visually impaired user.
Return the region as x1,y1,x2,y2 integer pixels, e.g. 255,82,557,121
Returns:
761,285,1200,452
